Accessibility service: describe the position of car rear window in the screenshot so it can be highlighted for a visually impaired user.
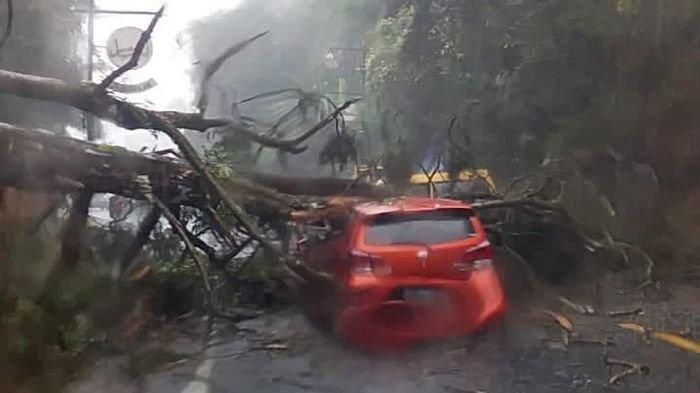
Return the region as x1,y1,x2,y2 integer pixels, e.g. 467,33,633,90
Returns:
364,210,476,246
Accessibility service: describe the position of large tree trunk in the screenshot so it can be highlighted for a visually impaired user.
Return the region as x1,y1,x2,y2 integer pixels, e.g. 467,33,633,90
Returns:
0,122,388,206
0,121,206,203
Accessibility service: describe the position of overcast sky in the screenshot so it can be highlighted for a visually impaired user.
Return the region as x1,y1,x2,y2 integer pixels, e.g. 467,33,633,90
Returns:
82,0,243,150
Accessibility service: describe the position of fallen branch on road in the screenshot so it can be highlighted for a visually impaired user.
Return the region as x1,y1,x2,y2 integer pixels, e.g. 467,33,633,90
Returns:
606,307,644,317
604,357,650,385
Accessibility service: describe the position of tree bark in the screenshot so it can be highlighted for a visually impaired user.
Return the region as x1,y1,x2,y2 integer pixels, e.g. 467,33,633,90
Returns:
0,122,388,204
58,192,93,268
0,69,357,153
0,121,206,204
39,191,93,304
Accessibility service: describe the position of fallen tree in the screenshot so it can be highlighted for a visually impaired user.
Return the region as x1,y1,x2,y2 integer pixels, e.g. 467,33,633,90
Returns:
0,122,389,206
0,4,660,321
0,4,369,317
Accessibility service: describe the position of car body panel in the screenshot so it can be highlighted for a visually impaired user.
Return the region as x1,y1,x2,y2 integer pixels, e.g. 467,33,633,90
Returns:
337,268,506,349
295,197,507,350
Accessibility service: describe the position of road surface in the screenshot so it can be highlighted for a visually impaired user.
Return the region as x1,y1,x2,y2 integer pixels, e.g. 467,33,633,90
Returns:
69,275,700,393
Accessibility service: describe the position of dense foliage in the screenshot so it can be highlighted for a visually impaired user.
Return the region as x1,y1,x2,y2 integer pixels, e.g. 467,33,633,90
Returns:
0,2,87,390
357,0,700,263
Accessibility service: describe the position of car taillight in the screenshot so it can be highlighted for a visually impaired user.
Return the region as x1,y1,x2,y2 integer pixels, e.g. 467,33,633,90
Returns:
453,240,494,274
349,249,391,276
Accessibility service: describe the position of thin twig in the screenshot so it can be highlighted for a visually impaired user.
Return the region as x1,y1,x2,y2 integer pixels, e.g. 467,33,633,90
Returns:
614,242,657,294
617,279,655,295
0,70,353,154
446,115,471,158
196,31,269,113
0,0,13,51
570,336,614,346
223,98,361,153
607,307,644,317
98,5,165,90
236,88,303,105
150,196,213,305
559,296,595,315
604,357,650,385
203,205,238,248
146,111,278,255
501,174,533,198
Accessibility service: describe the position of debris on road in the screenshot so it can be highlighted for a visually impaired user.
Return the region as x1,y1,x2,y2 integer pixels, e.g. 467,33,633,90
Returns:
442,386,487,393
559,297,595,315
652,332,700,354
617,323,700,354
570,335,615,347
604,357,650,385
263,343,290,351
543,310,574,333
617,323,647,334
607,307,644,317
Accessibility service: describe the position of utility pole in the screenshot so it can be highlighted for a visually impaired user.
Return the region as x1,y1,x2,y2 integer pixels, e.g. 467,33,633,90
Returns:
323,46,367,101
85,0,96,141
74,2,160,141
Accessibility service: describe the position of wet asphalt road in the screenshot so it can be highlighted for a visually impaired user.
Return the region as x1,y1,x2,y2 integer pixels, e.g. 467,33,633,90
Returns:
70,274,700,393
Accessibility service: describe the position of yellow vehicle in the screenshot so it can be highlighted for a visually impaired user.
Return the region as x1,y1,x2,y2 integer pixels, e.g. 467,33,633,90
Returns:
409,169,496,198
352,164,496,198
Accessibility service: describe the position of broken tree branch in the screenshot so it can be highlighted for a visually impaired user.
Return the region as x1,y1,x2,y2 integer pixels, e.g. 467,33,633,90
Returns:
613,242,658,294
38,192,93,304
221,98,361,154
0,121,381,211
446,115,471,159
150,196,213,305
143,111,277,255
58,192,93,269
0,121,206,202
120,206,162,276
98,6,164,90
604,357,650,385
196,31,269,113
0,70,358,153
202,205,237,249
607,307,644,317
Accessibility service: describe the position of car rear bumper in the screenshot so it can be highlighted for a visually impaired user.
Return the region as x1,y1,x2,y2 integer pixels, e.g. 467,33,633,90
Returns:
335,267,507,350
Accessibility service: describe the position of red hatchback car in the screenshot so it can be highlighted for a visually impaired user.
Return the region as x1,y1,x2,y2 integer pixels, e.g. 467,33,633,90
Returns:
294,197,507,350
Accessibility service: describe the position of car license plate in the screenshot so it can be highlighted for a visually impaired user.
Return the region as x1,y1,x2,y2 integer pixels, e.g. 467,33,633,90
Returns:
403,288,442,304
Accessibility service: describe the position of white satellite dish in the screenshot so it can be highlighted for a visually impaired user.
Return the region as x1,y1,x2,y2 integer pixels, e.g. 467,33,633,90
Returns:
104,26,157,93
106,26,153,69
